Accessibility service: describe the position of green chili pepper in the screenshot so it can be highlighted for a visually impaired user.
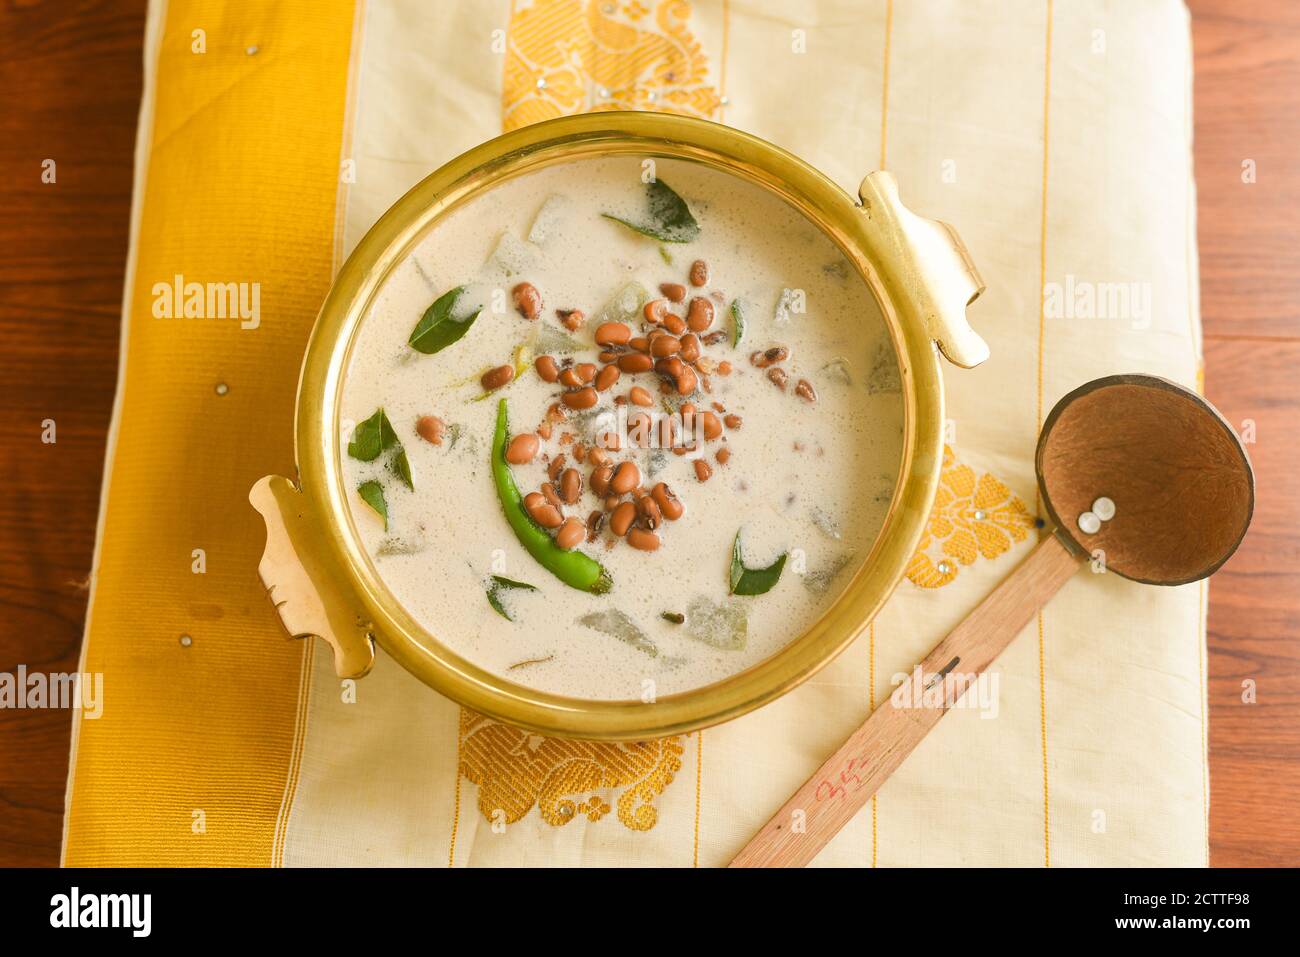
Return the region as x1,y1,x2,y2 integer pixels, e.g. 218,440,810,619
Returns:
491,399,612,594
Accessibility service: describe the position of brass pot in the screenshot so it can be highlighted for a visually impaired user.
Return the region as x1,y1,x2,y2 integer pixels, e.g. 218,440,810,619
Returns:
251,112,987,741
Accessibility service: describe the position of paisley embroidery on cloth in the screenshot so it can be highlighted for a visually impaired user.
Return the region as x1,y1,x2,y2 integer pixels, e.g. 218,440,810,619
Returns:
502,0,721,132
906,445,1036,588
459,709,684,830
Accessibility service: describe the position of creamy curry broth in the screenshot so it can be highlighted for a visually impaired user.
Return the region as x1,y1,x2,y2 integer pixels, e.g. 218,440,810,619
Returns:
341,156,903,700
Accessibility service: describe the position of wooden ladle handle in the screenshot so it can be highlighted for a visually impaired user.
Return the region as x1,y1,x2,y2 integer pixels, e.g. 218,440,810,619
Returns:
730,534,1082,868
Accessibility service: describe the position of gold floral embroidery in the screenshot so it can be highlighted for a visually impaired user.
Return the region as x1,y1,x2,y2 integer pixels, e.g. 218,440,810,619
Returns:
459,709,684,830
906,446,1036,588
502,0,720,132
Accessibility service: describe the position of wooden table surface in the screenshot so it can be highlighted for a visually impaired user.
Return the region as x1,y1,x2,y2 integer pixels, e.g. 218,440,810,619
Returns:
0,0,1296,867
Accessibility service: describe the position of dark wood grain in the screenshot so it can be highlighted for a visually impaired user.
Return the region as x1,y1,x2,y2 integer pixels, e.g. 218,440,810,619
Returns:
1189,0,1300,867
1202,338,1300,865
0,0,145,866
0,0,1295,867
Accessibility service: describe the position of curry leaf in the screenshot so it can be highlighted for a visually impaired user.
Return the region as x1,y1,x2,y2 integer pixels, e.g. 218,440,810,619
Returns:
729,530,787,596
348,409,399,461
351,409,414,491
390,447,414,490
358,481,388,531
486,575,539,622
409,285,482,355
602,180,700,244
729,299,746,348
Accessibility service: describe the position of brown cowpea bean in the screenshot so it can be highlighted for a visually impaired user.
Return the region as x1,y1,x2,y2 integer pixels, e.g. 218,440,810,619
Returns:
595,322,632,347
523,491,563,528
701,411,722,441
416,415,446,445
610,461,640,495
655,356,684,380
562,386,598,409
556,517,586,550
481,364,515,392
686,297,714,332
651,482,684,520
610,501,637,536
650,335,681,358
540,482,564,510
660,282,686,303
689,259,709,287
559,467,582,504
595,364,620,392
506,433,539,465
618,353,654,374
638,495,662,531
627,527,660,551
512,282,542,320
751,346,789,368
628,386,653,407
627,411,653,448
679,333,701,364
795,378,818,403
535,355,560,382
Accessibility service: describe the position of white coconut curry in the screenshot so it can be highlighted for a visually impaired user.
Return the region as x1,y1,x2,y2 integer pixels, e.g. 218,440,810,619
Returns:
341,156,903,700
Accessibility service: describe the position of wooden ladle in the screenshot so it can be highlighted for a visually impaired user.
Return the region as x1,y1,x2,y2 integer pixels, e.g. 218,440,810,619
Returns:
731,374,1253,867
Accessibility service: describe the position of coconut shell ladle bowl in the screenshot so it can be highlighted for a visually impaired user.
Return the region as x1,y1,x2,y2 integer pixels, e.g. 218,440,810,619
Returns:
731,373,1254,868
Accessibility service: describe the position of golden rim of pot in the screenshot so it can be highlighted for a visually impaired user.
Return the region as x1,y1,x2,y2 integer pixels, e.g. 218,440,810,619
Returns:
279,111,985,740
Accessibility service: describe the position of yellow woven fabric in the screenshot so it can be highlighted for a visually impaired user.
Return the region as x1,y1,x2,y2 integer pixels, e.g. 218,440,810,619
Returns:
62,0,356,865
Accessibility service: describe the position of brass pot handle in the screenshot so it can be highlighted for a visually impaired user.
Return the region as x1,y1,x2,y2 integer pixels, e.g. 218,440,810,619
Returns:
857,171,989,369
249,475,376,678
